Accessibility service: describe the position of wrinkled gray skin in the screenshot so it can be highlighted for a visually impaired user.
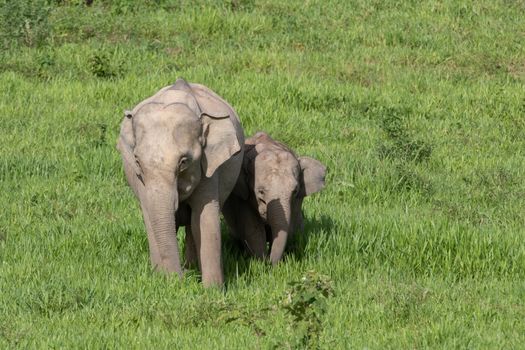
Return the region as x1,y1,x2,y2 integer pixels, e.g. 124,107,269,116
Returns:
117,78,244,287
223,132,326,265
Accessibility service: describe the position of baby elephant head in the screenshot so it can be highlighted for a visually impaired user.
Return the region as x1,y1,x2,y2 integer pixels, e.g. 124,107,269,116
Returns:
237,132,326,264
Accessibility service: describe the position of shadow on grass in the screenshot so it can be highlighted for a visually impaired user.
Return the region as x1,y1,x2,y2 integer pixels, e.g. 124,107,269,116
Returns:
221,213,335,287
287,214,335,261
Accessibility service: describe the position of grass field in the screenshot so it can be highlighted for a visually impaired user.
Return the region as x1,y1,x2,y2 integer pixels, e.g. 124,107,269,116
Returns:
1,0,525,348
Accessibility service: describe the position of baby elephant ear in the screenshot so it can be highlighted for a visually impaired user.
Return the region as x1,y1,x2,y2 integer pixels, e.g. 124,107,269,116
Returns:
299,156,326,196
200,114,241,178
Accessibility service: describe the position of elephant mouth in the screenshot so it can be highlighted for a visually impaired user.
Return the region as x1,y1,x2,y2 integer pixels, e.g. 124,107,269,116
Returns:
177,174,199,201
178,184,193,201
259,207,268,221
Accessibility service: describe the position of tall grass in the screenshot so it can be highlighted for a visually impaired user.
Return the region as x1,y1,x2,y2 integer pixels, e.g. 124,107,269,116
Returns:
1,0,524,348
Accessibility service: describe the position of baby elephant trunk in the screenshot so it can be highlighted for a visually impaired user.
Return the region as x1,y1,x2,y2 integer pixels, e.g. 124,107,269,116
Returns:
267,197,292,265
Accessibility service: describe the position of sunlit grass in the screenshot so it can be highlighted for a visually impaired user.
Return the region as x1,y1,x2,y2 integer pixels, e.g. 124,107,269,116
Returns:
1,0,524,348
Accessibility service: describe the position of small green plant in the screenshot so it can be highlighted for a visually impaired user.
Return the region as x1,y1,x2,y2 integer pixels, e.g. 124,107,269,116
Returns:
36,51,55,79
206,271,335,348
88,53,122,79
280,271,335,349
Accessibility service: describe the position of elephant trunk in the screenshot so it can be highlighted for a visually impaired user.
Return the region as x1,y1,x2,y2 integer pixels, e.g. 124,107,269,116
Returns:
268,196,292,265
143,181,182,276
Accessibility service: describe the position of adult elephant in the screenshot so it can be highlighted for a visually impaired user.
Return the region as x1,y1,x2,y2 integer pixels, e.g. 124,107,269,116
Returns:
117,78,244,287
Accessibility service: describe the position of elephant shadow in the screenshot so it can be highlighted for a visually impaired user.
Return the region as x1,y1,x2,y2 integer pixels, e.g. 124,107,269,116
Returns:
220,213,335,287
220,221,259,286
286,213,335,261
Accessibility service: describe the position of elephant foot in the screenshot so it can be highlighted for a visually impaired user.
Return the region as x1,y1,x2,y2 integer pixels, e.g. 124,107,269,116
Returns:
153,260,184,278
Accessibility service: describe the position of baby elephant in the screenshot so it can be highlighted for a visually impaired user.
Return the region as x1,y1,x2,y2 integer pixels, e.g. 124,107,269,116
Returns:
223,132,326,264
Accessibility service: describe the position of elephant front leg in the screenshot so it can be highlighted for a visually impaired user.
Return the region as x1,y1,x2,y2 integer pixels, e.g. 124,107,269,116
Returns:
189,180,223,287
191,200,223,287
242,207,267,259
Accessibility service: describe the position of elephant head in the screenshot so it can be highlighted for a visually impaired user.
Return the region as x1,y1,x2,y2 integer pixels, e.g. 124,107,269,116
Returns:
235,132,326,264
117,78,241,279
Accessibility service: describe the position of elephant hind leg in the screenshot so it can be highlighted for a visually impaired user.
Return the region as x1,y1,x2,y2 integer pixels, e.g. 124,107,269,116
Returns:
176,204,197,269
222,194,243,239
184,225,198,269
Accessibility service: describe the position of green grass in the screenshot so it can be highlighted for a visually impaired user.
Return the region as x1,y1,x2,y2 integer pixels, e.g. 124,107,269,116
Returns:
1,0,525,348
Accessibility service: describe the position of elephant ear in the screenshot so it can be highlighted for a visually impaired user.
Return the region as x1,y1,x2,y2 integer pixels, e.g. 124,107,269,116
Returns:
190,83,231,119
200,114,241,177
299,156,326,196
190,84,241,178
116,110,139,174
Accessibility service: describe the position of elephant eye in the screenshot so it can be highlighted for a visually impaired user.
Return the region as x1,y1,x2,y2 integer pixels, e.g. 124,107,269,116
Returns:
134,156,143,172
133,156,145,184
179,156,190,171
